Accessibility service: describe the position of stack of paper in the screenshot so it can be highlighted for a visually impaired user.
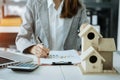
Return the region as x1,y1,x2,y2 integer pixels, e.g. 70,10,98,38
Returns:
40,50,81,64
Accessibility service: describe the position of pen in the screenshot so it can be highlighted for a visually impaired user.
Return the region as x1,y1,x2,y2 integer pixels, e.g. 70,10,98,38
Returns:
37,36,43,44
37,36,49,55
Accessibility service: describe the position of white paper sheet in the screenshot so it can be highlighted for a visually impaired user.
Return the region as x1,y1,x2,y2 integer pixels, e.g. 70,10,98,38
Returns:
40,50,81,64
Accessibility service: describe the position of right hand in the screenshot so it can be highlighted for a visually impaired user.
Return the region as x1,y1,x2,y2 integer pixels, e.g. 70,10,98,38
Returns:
29,44,49,58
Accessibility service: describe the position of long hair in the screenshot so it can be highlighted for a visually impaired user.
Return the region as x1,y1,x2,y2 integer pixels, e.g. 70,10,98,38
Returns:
60,0,82,18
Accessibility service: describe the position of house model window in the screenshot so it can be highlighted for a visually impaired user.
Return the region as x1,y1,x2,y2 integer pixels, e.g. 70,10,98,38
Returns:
87,32,95,40
89,55,97,63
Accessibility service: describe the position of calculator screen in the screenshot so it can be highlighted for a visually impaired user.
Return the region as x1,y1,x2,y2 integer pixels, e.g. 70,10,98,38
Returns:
0,57,14,64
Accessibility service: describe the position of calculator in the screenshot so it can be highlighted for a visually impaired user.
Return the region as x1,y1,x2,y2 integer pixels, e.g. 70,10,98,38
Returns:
7,63,39,72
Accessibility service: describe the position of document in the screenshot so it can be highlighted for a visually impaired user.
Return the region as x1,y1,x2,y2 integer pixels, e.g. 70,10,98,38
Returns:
40,50,81,65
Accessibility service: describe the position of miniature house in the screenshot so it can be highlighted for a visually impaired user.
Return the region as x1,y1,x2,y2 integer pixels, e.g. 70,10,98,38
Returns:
79,24,116,73
98,38,116,70
80,46,105,73
79,24,103,53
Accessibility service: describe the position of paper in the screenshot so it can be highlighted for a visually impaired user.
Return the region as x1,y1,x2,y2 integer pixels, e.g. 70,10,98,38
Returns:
40,50,81,64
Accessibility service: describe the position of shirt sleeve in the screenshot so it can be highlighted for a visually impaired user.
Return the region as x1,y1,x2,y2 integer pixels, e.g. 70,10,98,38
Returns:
15,0,37,53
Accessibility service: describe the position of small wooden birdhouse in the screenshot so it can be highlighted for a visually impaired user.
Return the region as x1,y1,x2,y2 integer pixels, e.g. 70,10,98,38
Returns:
98,38,116,70
80,46,105,73
79,24,103,53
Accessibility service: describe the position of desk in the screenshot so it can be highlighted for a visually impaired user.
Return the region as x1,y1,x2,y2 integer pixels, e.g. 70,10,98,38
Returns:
0,65,120,80
0,51,120,80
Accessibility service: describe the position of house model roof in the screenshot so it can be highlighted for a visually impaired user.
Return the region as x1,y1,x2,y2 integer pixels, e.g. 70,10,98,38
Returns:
80,46,105,62
98,38,116,51
79,24,103,38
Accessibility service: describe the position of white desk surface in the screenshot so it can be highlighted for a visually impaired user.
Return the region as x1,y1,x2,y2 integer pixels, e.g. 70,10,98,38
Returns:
0,65,120,80
61,66,120,80
0,50,120,80
0,66,64,80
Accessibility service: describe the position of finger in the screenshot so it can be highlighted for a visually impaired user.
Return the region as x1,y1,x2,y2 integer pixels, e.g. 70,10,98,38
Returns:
41,50,49,58
37,44,49,54
37,44,47,53
34,46,42,57
35,44,49,58
43,48,49,54
30,45,43,58
35,48,48,58
35,50,42,58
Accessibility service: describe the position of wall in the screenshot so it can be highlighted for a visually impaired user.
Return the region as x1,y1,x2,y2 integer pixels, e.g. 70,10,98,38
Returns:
117,1,120,50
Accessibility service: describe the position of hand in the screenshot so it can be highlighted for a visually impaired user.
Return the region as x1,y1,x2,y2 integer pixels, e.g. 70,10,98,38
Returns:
30,44,49,58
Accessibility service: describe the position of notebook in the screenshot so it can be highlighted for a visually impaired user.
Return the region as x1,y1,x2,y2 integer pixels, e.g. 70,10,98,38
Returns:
0,50,33,68
40,50,81,65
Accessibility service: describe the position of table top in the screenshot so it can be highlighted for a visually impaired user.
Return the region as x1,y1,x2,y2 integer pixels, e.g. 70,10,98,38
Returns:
0,50,120,80
0,65,120,80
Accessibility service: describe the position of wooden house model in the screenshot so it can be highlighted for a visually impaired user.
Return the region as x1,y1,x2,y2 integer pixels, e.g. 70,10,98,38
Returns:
79,24,103,53
79,24,116,73
98,38,116,70
80,46,105,73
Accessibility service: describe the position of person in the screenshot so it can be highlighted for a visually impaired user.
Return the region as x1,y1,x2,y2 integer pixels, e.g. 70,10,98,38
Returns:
16,0,89,58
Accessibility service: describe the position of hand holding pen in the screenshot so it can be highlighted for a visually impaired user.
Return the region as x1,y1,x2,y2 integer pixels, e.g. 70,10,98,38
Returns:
30,44,49,58
29,37,49,58
36,37,49,58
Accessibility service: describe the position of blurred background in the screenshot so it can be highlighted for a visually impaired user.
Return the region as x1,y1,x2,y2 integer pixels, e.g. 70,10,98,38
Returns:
0,0,26,50
0,0,120,51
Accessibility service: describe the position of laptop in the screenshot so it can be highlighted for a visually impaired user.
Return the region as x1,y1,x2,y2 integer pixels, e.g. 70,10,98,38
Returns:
0,50,33,68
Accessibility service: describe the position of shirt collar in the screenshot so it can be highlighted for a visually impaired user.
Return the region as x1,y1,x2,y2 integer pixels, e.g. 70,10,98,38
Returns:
47,0,63,8
47,0,54,8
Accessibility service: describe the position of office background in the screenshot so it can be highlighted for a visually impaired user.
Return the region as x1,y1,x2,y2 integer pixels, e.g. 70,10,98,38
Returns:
118,0,120,51
0,0,119,50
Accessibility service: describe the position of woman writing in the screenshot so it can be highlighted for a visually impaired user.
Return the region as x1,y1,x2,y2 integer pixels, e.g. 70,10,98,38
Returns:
16,0,89,58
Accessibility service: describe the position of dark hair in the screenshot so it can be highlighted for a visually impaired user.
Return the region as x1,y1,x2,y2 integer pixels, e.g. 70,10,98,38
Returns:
60,0,82,18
